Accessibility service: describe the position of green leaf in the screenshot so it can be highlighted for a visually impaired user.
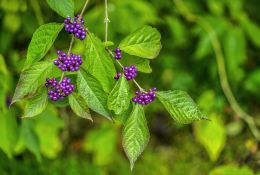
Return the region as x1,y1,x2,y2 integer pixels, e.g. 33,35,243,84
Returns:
108,77,130,115
122,104,149,170
23,88,48,118
69,92,92,121
194,113,226,161
157,90,207,124
119,25,161,59
84,33,116,92
128,57,152,73
209,165,254,175
77,68,111,120
46,0,74,18
0,111,18,159
23,23,63,69
12,61,53,105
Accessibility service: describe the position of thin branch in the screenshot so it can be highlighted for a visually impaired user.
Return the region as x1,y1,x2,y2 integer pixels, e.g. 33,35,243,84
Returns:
104,0,110,42
174,0,260,141
80,0,90,17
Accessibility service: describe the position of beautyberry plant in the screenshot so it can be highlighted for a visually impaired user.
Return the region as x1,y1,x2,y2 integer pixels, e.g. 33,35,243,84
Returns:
11,0,207,170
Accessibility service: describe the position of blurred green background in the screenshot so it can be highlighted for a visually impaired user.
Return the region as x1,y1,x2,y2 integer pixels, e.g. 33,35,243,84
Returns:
1,0,260,174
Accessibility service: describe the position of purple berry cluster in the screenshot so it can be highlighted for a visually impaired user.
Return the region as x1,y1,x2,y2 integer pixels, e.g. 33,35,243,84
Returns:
54,50,82,72
114,72,122,80
45,77,74,101
114,48,122,60
132,88,157,105
123,65,137,80
64,14,87,40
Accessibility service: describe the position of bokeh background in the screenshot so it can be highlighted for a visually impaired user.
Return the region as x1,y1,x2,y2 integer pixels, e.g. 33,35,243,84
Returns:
0,0,260,174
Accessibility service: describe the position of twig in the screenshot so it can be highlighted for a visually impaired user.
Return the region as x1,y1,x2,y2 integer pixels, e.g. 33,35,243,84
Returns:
104,0,110,42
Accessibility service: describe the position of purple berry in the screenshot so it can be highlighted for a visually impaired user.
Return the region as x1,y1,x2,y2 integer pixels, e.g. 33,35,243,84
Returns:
53,51,83,72
45,77,74,101
114,72,122,80
123,65,137,80
64,15,87,40
114,48,122,60
132,88,157,105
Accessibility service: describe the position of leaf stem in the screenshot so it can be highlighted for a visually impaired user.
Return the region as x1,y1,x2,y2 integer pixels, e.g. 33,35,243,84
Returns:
174,0,260,141
80,0,90,17
104,0,110,42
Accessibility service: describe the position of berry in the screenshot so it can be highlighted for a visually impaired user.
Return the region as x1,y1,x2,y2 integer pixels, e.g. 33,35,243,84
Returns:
54,50,82,72
132,88,157,105
123,65,137,80
114,72,122,80
114,48,122,60
45,77,74,101
64,14,87,40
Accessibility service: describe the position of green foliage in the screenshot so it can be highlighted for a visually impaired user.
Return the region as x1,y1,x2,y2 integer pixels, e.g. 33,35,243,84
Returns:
46,0,74,18
77,68,111,120
84,33,116,92
108,76,130,115
69,93,92,121
23,23,63,69
119,25,162,59
122,104,149,170
23,87,48,118
157,90,207,124
11,61,53,104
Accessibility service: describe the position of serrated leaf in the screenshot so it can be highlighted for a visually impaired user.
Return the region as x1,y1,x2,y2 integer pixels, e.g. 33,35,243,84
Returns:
69,92,92,121
23,88,48,118
23,23,63,69
194,113,226,161
108,77,130,115
84,33,116,92
46,0,74,18
77,68,111,120
122,104,149,170
12,61,53,105
157,90,207,124
119,25,161,59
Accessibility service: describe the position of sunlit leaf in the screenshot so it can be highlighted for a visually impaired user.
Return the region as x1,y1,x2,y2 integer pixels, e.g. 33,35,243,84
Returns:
108,77,130,115
23,88,48,118
157,90,207,124
23,23,63,69
69,92,92,121
209,165,254,175
119,25,161,59
11,61,53,105
122,104,149,170
46,0,74,18
84,33,116,92
77,68,111,120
